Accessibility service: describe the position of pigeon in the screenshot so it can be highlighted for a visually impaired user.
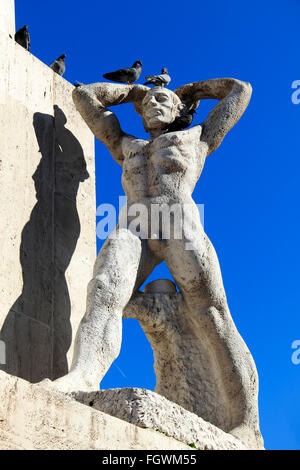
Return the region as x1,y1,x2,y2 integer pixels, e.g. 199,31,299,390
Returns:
103,60,142,84
14,25,30,51
144,68,171,87
50,54,66,76
166,108,197,133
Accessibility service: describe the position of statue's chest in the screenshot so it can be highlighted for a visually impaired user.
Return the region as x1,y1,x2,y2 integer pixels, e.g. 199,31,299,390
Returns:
122,140,150,174
123,130,200,173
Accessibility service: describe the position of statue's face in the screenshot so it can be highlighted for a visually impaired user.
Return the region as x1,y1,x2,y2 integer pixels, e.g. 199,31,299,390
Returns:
142,88,180,130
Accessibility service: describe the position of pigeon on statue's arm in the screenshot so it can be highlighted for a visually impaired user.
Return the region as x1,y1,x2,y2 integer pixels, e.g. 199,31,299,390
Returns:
103,61,142,84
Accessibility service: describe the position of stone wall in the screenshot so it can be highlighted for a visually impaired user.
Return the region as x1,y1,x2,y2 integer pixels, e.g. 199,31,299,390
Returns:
0,0,15,37
0,2,96,383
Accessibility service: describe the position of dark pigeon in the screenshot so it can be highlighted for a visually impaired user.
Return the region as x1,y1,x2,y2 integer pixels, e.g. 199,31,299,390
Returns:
50,54,66,76
14,25,30,51
166,108,197,133
144,67,171,87
103,60,142,84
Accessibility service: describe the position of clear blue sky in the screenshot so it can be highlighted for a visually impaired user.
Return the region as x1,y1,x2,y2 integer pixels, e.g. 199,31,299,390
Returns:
15,0,300,450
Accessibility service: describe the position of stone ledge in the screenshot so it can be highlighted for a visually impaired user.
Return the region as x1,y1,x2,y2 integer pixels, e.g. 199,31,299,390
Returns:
0,371,190,450
74,388,246,450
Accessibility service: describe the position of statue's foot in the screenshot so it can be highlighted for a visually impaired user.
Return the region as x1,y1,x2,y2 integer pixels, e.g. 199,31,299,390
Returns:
37,372,99,394
230,424,264,450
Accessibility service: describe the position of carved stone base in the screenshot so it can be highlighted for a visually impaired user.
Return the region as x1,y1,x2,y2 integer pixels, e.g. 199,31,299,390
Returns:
0,371,190,450
74,388,246,450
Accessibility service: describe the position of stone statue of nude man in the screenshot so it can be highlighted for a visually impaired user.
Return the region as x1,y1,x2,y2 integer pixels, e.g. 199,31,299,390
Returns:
52,77,263,448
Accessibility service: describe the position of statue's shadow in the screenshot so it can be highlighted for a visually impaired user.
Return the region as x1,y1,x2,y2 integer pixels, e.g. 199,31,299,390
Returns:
0,106,89,382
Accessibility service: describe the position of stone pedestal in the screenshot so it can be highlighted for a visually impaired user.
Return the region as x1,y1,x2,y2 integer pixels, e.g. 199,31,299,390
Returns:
0,371,191,450
0,3,96,382
75,388,246,450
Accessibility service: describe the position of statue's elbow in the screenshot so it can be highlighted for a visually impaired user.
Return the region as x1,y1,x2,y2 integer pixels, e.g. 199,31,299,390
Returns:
240,80,253,99
72,86,81,108
72,85,91,112
72,86,84,105
245,81,253,95
233,80,252,107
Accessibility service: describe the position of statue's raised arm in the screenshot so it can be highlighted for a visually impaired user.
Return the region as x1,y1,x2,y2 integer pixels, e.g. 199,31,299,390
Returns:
72,83,149,165
175,78,252,155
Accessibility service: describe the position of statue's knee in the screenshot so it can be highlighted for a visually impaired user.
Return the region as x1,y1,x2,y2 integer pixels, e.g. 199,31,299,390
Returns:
87,277,116,307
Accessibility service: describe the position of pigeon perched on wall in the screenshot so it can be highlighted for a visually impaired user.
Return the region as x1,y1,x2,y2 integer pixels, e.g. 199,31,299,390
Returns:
14,25,30,51
144,68,171,87
166,108,197,133
50,54,66,76
103,61,143,84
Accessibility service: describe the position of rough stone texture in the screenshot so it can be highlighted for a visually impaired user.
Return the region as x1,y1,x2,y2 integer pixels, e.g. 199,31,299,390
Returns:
53,79,263,450
0,0,15,37
0,371,191,450
75,388,246,450
123,291,233,432
124,289,265,450
143,279,177,294
0,19,96,382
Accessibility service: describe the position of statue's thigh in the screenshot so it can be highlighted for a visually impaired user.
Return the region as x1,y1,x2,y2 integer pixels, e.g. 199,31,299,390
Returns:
165,233,227,310
93,228,143,291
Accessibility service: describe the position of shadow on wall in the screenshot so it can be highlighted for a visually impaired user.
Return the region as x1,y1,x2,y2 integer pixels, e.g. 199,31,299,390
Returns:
0,106,89,383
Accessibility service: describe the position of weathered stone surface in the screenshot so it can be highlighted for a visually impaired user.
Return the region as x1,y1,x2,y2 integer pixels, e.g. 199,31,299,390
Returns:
0,23,95,382
0,371,190,450
124,291,227,428
124,289,264,450
0,0,15,37
75,388,246,450
143,279,177,294
52,78,263,450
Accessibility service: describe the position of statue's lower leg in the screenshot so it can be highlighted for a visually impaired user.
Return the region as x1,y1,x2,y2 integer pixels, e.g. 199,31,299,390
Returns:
50,229,143,393
53,277,123,392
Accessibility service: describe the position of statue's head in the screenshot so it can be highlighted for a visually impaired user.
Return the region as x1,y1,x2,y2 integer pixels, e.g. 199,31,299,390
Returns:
141,87,185,133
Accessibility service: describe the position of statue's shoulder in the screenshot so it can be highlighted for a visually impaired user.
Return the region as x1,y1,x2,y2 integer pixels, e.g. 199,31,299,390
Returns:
168,124,203,141
189,123,203,136
121,134,149,158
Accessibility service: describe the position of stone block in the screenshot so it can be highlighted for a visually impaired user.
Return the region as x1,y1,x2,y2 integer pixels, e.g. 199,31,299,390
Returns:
0,371,191,450
75,387,246,450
